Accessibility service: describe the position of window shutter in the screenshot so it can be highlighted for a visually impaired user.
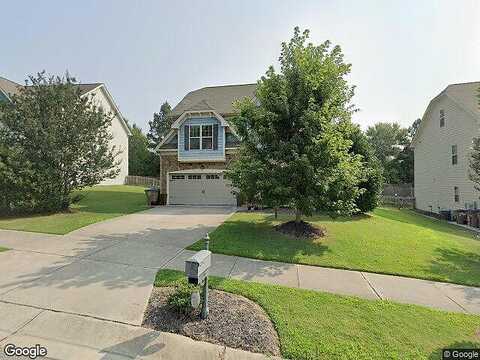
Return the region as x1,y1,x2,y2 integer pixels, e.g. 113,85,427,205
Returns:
184,125,189,150
213,124,219,150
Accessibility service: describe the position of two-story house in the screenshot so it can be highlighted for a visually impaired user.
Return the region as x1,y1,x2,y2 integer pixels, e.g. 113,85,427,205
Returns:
411,81,480,213
156,83,256,205
0,76,130,185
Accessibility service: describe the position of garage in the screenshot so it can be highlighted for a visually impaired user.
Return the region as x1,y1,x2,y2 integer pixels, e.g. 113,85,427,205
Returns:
167,169,237,206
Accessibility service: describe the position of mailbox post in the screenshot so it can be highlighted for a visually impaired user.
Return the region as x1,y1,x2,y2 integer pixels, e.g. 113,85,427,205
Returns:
184,233,211,319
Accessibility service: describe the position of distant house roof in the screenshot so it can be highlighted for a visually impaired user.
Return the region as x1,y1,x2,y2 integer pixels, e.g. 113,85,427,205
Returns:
0,77,23,99
171,83,257,117
0,76,131,136
0,76,102,100
411,81,480,148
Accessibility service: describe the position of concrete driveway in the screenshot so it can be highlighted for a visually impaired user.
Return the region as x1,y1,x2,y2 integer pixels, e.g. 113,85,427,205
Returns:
0,206,274,360
0,206,234,325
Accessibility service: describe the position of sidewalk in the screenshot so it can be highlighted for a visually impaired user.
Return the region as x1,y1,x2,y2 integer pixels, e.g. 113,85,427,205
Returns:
0,302,277,359
165,251,480,315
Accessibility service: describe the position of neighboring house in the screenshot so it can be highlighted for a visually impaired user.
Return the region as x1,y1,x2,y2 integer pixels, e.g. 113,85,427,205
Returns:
411,81,480,213
0,76,131,185
156,83,256,205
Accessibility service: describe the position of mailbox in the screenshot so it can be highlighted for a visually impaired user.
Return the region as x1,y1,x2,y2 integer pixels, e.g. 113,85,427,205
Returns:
185,250,211,285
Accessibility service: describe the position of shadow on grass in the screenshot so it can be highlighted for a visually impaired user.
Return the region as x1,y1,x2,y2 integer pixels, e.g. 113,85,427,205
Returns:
427,247,480,289
429,341,480,360
193,217,330,265
258,210,372,223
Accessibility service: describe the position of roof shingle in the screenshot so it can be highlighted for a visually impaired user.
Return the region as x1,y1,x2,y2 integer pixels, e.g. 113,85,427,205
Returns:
0,76,102,99
172,83,257,117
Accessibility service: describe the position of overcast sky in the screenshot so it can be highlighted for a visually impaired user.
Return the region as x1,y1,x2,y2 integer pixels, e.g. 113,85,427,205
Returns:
2,0,479,131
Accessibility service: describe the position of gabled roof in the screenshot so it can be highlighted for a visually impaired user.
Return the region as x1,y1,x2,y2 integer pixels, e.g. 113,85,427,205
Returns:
171,83,257,117
0,77,22,99
0,76,130,136
411,81,480,148
0,77,103,99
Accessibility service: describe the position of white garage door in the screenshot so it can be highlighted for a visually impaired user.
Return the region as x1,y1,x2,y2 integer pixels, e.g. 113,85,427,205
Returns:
168,172,237,206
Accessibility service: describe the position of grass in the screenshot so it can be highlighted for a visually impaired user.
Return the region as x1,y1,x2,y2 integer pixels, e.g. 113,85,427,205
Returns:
188,208,480,287
155,269,480,360
0,185,148,234
0,247,8,252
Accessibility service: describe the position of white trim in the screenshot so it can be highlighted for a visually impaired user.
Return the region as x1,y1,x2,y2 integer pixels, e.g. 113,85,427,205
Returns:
82,84,132,136
155,129,176,150
158,148,177,153
177,157,226,163
0,88,12,102
171,109,229,129
79,84,103,98
187,124,214,150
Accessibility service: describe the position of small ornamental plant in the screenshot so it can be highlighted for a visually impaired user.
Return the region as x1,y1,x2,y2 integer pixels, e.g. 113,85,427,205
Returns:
167,283,199,315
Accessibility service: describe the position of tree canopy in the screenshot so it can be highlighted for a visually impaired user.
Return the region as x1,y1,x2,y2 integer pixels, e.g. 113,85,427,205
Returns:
0,72,120,214
129,123,158,177
147,101,172,150
228,27,367,220
366,122,414,184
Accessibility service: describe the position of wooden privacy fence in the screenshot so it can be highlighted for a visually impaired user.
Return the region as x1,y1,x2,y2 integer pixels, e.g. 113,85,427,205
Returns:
380,183,415,208
125,175,161,188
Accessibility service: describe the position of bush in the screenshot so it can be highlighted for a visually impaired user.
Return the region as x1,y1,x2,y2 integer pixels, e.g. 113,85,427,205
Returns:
0,72,120,215
167,283,199,315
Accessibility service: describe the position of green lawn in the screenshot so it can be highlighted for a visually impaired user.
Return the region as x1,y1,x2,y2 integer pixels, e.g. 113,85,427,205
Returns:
189,208,480,287
155,269,480,360
0,185,148,234
0,247,8,252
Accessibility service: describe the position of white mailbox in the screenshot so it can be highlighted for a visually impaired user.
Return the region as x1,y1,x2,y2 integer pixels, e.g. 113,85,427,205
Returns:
185,250,211,285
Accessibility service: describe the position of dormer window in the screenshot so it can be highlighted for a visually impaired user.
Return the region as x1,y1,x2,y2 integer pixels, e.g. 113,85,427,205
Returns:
189,125,200,150
202,125,213,150
186,124,215,150
440,109,445,127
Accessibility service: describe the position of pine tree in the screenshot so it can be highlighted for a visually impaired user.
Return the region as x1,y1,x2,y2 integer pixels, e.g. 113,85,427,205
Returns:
147,101,172,149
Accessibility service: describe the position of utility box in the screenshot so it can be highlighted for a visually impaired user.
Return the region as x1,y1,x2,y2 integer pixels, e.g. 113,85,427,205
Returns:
185,250,211,285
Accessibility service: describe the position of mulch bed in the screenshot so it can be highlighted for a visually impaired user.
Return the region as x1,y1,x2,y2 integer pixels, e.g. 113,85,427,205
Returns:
275,220,326,238
142,287,281,356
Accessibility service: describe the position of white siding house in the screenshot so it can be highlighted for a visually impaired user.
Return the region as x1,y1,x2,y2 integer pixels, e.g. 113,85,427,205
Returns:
84,85,130,185
411,82,480,213
0,77,130,185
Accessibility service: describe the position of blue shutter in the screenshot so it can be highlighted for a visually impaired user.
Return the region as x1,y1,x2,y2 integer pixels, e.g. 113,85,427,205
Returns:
213,124,219,150
184,125,189,150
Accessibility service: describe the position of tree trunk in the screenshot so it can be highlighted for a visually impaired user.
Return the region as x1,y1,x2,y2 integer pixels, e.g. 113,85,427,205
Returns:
274,207,278,219
295,209,302,224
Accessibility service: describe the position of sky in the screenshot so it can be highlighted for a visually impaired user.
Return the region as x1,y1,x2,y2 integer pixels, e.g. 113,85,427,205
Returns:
2,0,479,132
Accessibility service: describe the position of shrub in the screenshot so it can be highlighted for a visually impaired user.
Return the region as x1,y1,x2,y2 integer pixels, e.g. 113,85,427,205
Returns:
167,283,199,315
0,72,120,215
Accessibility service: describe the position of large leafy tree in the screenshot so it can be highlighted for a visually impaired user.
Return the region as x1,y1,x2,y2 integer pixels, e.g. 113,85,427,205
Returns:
0,72,120,213
366,122,410,184
129,124,158,177
147,101,172,150
228,27,364,222
343,123,383,212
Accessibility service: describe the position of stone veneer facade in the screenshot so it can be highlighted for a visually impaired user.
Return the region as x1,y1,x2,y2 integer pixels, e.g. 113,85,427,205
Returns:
159,152,237,193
